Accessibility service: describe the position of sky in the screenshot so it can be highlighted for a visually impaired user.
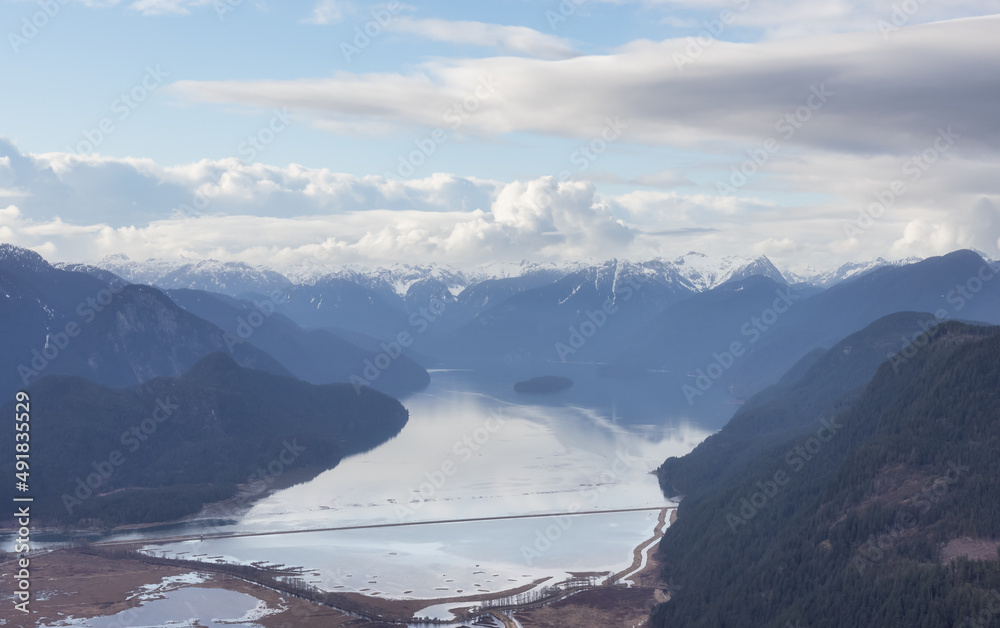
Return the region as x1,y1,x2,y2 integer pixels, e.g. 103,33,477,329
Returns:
1,0,999,273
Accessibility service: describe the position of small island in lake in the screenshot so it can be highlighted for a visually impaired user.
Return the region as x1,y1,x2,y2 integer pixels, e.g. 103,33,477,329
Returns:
513,375,574,394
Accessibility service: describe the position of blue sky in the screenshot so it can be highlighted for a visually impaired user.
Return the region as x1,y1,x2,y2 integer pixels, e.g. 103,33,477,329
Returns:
2,0,1000,272
3,0,731,177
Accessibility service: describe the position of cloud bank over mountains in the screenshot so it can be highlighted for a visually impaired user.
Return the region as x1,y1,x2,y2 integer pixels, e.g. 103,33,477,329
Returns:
2,135,997,273
2,13,999,271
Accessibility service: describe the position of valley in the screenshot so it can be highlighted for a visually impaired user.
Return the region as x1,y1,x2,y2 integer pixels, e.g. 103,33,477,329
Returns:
5,246,1000,627
4,366,703,626
3,8,998,624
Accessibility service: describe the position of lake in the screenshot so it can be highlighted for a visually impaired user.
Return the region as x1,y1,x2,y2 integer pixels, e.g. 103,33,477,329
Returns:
15,365,724,623
137,368,714,603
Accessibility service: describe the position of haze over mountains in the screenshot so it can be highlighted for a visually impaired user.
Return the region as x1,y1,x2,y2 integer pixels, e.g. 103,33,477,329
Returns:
6,0,999,623
7,244,1000,405
88,249,884,298
5,242,1000,529
2,352,409,527
6,240,1000,626
84,249,1000,393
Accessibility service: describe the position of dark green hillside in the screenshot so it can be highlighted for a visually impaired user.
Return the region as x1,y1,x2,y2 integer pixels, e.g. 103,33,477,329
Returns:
651,321,1000,628
2,353,408,527
658,311,960,504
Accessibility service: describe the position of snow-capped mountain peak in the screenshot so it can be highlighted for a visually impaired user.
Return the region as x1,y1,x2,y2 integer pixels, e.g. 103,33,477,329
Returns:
81,250,900,300
790,257,923,288
668,252,786,291
96,255,291,297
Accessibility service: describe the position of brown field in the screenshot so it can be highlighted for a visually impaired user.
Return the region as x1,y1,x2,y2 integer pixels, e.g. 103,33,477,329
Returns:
336,577,552,617
5,549,189,625
940,537,1000,564
6,506,674,627
4,550,394,628
514,586,657,628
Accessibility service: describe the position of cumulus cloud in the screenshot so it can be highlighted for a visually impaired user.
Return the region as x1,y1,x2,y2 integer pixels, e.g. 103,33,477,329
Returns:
892,197,1000,258
0,190,634,270
0,139,499,224
1,139,996,272
0,141,638,268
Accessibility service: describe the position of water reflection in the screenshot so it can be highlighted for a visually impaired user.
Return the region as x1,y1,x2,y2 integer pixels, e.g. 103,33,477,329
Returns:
137,368,714,601
39,587,270,628
15,367,721,620
239,368,712,531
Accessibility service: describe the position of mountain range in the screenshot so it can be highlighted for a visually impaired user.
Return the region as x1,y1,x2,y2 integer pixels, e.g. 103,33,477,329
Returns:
7,242,1000,535
23,245,1000,410
1,244,430,401
79,250,902,299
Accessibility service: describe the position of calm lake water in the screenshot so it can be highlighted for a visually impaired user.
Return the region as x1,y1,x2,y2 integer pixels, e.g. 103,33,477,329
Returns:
15,365,726,624
140,368,715,597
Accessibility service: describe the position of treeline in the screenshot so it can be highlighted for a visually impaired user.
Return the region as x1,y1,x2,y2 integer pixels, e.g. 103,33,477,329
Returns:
650,321,1000,627
656,312,982,504
62,484,236,528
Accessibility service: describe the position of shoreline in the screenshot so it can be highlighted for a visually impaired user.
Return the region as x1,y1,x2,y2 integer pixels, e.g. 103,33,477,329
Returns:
18,504,677,625
609,506,670,584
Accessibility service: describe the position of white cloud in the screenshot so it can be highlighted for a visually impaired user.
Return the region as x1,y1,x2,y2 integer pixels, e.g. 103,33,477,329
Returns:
387,17,579,59
1,141,997,272
60,0,253,16
0,140,634,267
892,197,1000,258
604,0,1000,39
0,185,633,269
55,0,1000,32
613,189,770,223
126,0,214,16
169,16,1000,157
303,0,348,25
